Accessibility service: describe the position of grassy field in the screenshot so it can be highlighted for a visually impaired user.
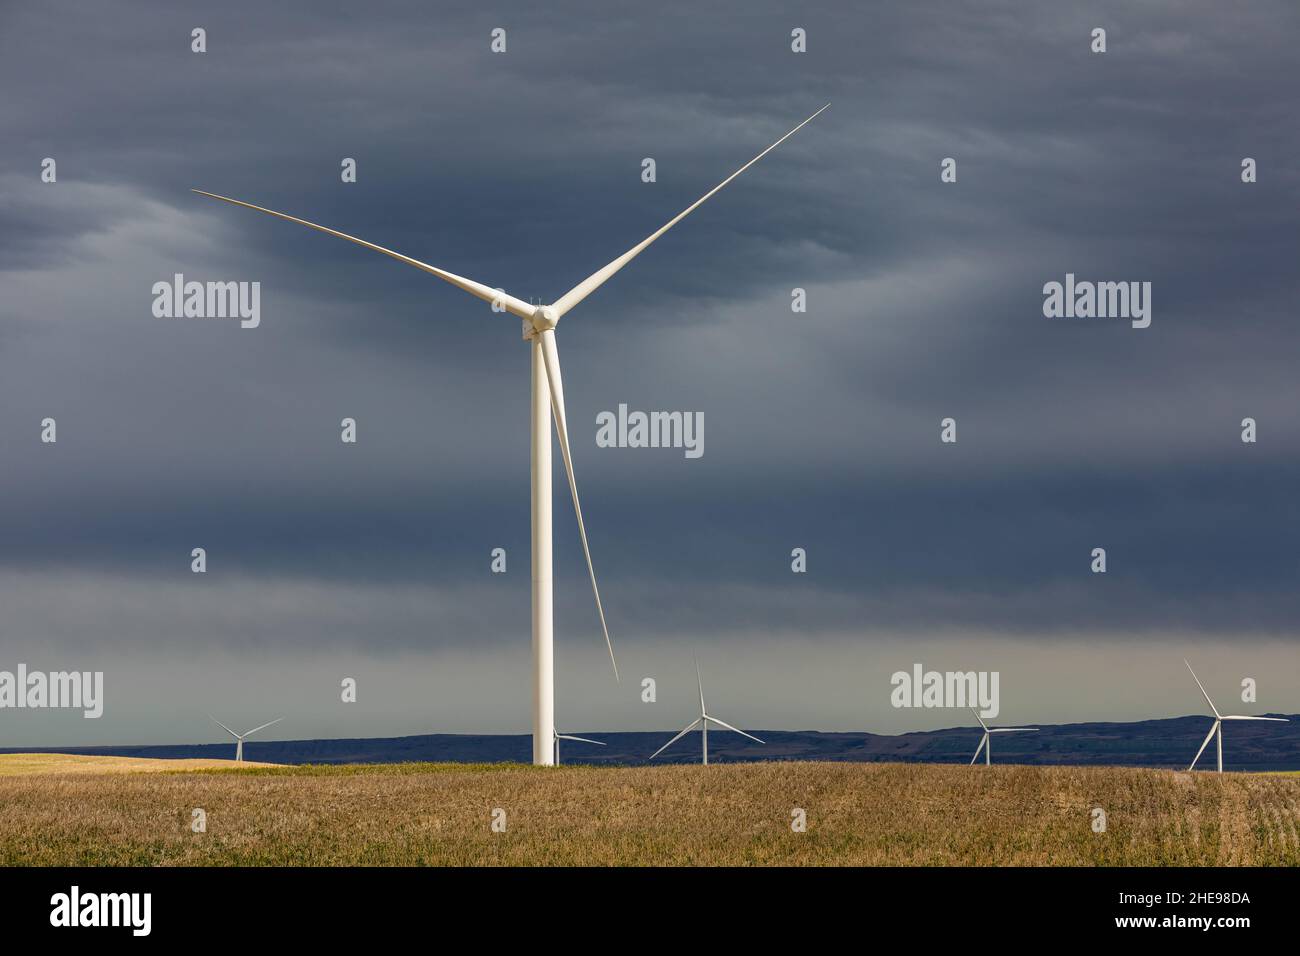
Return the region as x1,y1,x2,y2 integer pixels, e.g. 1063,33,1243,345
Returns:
1,754,1297,865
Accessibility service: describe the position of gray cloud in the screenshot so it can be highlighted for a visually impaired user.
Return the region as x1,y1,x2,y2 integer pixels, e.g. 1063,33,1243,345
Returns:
1,1,1297,743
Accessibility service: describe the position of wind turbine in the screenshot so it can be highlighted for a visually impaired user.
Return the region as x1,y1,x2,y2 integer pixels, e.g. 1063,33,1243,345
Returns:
192,105,828,765
648,659,764,765
968,708,1037,766
209,715,282,763
1184,659,1288,773
553,729,605,765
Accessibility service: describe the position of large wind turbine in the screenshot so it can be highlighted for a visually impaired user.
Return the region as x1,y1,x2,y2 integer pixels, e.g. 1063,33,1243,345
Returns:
968,708,1037,766
193,105,828,766
553,729,605,765
1184,659,1288,773
648,659,764,766
209,715,282,763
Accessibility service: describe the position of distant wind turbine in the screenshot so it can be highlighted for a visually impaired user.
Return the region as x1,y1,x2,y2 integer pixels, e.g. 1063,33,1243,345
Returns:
1184,659,1287,773
649,659,764,766
553,729,605,765
192,104,829,765
209,715,282,763
969,708,1037,766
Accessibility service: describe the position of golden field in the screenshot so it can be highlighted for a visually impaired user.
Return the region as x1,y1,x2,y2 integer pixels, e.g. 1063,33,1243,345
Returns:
0,753,277,776
0,754,1297,865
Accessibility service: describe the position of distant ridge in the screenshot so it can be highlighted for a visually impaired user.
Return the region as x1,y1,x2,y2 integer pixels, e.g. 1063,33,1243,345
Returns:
5,714,1298,770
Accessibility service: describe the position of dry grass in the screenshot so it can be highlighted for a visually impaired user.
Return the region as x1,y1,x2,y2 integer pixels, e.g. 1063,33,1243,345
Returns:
0,754,276,776
1,757,1298,865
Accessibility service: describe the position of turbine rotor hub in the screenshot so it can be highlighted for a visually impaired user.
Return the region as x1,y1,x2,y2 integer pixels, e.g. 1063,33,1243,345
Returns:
522,305,558,340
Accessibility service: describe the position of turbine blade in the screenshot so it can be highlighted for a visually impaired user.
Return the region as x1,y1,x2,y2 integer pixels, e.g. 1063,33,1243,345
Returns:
1188,721,1218,771
990,727,1039,733
242,717,283,738
191,190,538,321
649,718,702,760
969,707,989,732
695,655,706,716
556,734,606,746
1184,659,1220,718
537,329,618,680
705,715,764,744
549,104,830,319
208,714,239,739
970,734,987,765
1221,715,1289,721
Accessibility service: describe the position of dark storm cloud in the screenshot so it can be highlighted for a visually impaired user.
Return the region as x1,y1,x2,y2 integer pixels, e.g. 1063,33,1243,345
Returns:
1,1,1298,740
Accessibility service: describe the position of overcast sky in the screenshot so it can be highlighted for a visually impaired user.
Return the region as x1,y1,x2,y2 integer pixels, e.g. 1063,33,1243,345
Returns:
1,1,1298,746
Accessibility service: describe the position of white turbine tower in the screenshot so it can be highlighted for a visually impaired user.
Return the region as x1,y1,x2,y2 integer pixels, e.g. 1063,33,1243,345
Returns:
648,659,764,766
968,708,1038,766
553,729,605,765
209,715,282,763
1184,659,1287,773
193,105,828,766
